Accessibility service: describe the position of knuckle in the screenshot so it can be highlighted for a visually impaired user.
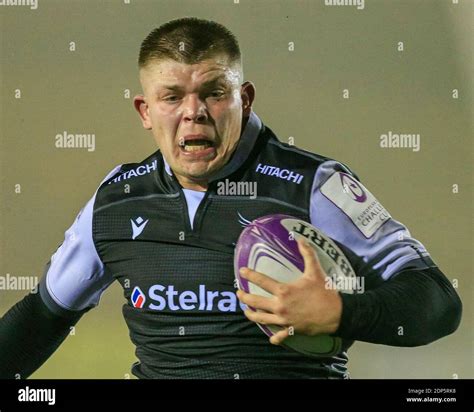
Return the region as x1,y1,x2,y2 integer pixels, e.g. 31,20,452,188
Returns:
276,284,289,298
274,303,287,318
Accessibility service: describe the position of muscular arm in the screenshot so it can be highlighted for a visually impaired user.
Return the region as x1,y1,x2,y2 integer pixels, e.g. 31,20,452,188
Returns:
310,160,462,347
336,265,462,346
0,291,83,379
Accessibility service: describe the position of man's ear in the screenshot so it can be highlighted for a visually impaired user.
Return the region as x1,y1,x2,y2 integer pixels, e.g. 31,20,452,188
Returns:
133,95,152,130
241,81,256,117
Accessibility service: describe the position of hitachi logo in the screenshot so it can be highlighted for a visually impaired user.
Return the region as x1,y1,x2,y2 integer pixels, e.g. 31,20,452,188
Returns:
255,163,304,184
109,160,157,184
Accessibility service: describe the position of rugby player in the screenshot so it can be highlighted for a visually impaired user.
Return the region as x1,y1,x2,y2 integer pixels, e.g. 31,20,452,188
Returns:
0,17,462,379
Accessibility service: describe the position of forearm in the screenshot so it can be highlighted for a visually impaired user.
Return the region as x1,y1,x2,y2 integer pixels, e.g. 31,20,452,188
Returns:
0,291,83,379
335,266,462,346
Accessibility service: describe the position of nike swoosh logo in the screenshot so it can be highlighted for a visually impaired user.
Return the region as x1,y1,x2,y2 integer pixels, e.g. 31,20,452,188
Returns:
131,217,149,240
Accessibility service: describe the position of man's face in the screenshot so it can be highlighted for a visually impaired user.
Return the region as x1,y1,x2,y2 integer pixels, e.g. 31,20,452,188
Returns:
135,55,254,189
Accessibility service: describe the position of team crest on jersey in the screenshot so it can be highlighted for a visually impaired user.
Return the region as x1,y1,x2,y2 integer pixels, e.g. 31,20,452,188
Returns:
131,286,146,308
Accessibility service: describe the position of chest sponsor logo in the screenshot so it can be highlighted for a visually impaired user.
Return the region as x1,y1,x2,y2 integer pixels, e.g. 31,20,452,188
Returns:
109,159,158,184
130,284,246,312
255,163,304,184
131,286,146,308
320,172,391,238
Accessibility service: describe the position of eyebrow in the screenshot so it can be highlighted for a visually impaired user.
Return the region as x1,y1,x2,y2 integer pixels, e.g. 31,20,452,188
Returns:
158,76,229,92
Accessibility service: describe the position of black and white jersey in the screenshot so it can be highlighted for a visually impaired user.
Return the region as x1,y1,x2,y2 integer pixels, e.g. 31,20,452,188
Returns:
38,112,434,378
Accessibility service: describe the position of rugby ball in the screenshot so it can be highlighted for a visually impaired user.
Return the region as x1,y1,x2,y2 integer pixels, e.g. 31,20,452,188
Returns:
234,214,356,358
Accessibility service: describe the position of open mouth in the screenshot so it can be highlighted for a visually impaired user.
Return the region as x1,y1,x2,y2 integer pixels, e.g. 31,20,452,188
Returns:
179,135,216,157
181,138,214,152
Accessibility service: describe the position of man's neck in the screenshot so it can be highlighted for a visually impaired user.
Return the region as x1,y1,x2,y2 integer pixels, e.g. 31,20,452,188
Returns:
176,176,208,192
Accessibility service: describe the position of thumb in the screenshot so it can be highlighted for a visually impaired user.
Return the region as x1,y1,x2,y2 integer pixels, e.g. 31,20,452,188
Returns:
297,237,326,281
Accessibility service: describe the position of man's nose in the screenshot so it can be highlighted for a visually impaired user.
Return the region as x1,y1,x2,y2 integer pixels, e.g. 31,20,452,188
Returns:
182,94,208,123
